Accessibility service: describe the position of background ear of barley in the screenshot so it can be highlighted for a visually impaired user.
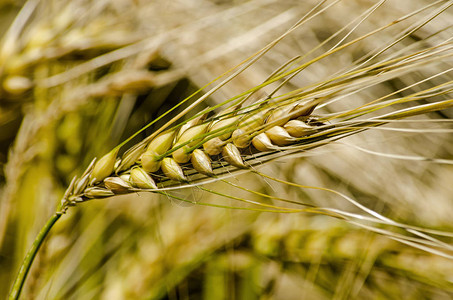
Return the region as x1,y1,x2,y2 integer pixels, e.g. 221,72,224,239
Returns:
1,0,453,299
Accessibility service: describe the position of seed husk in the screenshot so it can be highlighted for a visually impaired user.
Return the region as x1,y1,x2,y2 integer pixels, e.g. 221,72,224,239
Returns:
172,124,208,163
266,105,293,126
222,143,246,168
251,133,274,152
104,177,132,194
161,157,187,182
84,187,115,198
232,128,252,148
191,149,213,176
146,130,175,155
130,167,157,189
116,142,147,173
119,174,132,184
90,149,119,184
73,173,91,195
265,126,295,146
232,110,267,148
141,150,161,173
177,113,208,140
290,101,318,118
284,119,314,137
172,145,191,164
208,115,240,140
203,137,224,156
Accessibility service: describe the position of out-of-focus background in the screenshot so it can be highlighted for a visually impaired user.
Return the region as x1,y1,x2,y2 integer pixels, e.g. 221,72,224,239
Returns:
1,0,453,299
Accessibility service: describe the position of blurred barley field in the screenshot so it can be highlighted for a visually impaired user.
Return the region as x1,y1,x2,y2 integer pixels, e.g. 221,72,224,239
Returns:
1,0,453,299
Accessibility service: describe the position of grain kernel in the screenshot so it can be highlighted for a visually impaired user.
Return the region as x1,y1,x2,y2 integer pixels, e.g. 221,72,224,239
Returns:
266,105,292,126
284,119,313,137
141,150,161,173
104,177,132,194
116,142,146,173
222,143,246,168
232,128,252,148
161,157,187,182
290,101,318,118
265,126,295,146
90,149,119,184
172,124,208,163
84,187,115,198
191,149,213,176
130,167,157,189
252,133,274,152
208,116,239,140
203,137,224,156
146,130,175,155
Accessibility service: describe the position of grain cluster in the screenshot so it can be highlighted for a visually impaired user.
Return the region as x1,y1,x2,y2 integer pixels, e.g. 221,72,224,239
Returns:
62,98,320,205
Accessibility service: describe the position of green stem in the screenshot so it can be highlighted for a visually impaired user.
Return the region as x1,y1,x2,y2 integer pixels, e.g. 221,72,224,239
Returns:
9,212,62,300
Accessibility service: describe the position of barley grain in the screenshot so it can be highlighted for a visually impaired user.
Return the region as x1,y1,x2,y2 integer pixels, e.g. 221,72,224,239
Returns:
130,167,157,189
161,157,187,182
222,143,246,168
104,177,132,194
191,149,213,176
90,149,119,184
